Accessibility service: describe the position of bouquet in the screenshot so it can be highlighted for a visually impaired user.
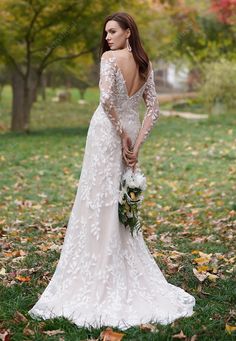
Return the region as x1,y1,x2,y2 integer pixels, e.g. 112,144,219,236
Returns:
118,167,146,237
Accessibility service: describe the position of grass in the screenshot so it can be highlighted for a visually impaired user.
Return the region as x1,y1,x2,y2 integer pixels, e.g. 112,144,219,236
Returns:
0,86,236,340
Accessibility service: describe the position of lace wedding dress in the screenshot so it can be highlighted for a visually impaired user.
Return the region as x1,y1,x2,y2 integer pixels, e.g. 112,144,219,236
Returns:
28,51,195,330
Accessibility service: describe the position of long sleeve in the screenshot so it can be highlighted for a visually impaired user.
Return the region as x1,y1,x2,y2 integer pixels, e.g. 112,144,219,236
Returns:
99,52,124,137
134,67,160,150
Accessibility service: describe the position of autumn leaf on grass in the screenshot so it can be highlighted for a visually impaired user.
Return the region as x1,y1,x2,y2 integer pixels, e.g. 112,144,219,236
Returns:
15,275,31,282
153,252,166,258
172,330,186,339
0,268,6,276
4,250,27,258
146,201,156,207
100,327,125,341
225,324,236,334
13,311,28,323
193,268,219,283
169,251,185,260
192,268,208,282
191,250,200,255
0,219,6,225
63,167,70,174
42,329,65,336
207,273,219,282
196,265,209,272
39,243,61,252
166,261,179,274
193,251,212,265
0,329,10,341
140,323,158,332
23,323,35,336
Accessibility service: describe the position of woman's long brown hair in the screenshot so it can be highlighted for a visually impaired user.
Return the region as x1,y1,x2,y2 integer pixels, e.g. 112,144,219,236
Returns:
100,12,150,80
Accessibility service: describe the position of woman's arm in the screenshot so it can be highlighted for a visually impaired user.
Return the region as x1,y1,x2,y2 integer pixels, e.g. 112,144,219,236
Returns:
127,64,160,171
133,64,160,154
99,51,133,166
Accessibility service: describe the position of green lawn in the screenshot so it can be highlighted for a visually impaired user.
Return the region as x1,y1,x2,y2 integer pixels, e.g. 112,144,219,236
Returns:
0,86,236,340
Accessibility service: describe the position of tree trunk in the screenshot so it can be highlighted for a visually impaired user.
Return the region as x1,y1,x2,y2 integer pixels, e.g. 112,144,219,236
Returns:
38,74,47,101
79,88,86,100
11,69,38,132
0,84,4,101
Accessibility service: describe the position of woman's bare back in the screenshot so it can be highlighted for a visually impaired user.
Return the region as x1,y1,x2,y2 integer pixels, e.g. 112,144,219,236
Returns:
112,49,148,98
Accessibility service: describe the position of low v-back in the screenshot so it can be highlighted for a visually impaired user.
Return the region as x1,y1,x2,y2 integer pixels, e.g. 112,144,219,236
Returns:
116,67,148,99
110,51,150,99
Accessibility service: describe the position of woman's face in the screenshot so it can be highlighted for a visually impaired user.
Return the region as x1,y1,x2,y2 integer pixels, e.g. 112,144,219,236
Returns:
105,20,130,50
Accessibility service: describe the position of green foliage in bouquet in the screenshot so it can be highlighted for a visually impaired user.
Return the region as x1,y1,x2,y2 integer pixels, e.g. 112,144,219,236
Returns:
118,168,146,237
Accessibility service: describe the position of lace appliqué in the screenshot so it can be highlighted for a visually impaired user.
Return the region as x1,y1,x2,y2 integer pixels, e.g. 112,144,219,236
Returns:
134,69,160,148
99,54,124,137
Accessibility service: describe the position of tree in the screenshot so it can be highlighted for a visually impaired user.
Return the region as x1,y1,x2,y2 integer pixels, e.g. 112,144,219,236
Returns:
210,0,236,25
156,1,236,65
0,0,123,132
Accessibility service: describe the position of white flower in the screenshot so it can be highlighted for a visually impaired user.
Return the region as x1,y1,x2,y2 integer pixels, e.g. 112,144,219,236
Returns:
133,172,146,191
127,211,133,218
119,188,126,204
122,168,146,191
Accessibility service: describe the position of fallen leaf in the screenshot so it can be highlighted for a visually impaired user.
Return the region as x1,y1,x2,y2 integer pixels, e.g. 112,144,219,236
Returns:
172,330,186,339
0,268,6,276
0,329,10,341
15,275,31,282
100,327,125,341
153,252,165,258
190,335,198,341
4,250,26,258
42,329,65,336
23,323,35,336
140,323,158,332
169,251,185,260
225,324,236,334
193,268,208,282
13,311,28,323
197,265,209,272
167,262,179,274
194,257,210,265
146,201,156,207
191,250,200,255
207,273,219,282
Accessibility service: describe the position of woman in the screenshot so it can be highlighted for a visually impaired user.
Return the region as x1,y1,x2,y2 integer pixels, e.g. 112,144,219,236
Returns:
28,12,195,330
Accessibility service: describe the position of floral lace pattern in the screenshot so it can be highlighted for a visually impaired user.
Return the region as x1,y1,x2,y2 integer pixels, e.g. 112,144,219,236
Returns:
28,52,195,330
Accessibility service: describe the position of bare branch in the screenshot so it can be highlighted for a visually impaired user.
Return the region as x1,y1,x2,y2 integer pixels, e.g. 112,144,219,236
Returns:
41,48,96,70
0,45,24,78
25,5,43,43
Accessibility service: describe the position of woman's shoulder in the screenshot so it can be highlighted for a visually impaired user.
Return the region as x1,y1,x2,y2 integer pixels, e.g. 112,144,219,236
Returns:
101,50,116,61
101,49,128,62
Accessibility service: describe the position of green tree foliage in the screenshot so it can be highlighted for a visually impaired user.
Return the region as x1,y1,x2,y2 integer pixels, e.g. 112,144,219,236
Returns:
200,59,236,112
152,1,236,64
0,0,127,132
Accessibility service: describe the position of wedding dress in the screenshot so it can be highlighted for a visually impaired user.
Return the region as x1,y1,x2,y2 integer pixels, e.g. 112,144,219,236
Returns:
28,50,195,330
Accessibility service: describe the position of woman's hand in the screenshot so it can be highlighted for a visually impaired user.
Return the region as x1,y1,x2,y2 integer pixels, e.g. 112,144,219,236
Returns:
127,147,139,171
121,132,139,170
121,132,132,165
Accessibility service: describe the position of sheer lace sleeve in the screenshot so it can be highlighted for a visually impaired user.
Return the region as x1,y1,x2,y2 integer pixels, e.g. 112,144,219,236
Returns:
134,65,160,150
99,51,124,137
